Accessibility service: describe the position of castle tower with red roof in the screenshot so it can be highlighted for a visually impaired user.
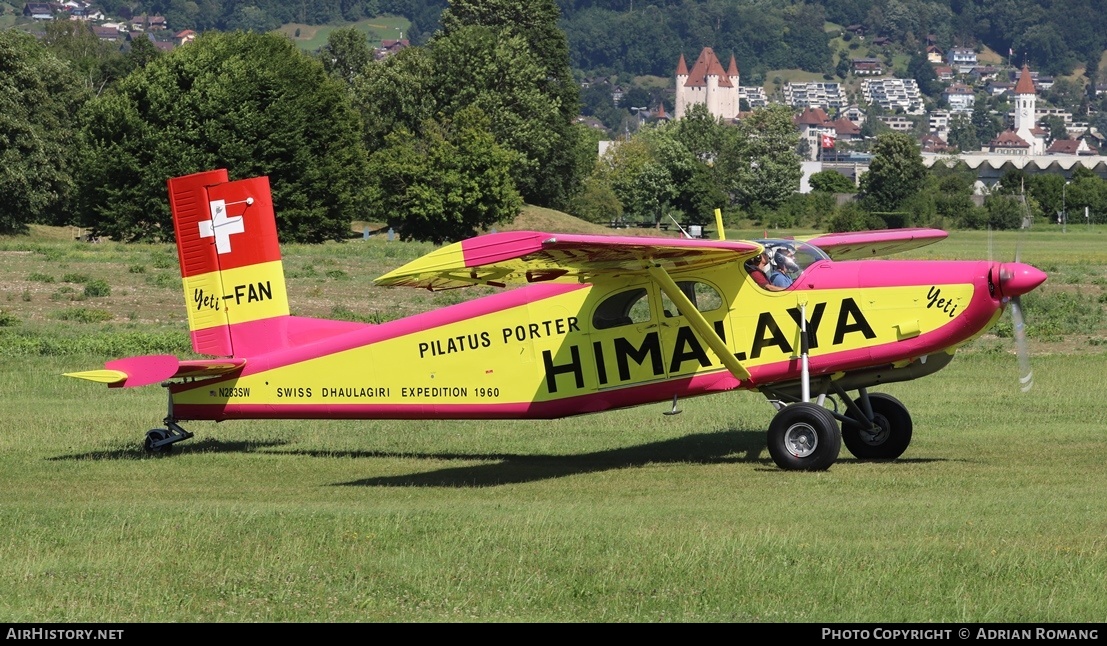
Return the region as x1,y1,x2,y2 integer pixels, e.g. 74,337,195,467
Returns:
674,48,740,120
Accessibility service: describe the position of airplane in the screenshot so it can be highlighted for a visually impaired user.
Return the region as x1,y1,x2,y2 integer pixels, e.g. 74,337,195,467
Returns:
65,168,1048,471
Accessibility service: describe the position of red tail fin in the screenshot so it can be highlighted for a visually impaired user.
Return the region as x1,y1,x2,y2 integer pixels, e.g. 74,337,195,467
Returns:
168,169,290,357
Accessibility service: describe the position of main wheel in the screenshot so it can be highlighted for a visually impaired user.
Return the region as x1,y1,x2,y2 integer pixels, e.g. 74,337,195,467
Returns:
144,428,173,455
767,402,841,471
842,393,912,460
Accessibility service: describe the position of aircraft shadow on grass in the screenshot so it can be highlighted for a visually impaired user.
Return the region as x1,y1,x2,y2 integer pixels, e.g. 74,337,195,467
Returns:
50,427,947,487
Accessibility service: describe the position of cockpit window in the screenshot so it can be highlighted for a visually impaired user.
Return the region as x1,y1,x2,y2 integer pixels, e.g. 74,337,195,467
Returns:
744,239,828,290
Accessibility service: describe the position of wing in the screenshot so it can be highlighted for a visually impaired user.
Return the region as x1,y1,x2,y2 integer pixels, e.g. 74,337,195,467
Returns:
374,230,763,290
798,228,948,260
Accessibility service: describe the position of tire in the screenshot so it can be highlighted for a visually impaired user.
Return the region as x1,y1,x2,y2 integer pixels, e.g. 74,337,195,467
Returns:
144,429,173,455
767,402,841,471
842,393,912,460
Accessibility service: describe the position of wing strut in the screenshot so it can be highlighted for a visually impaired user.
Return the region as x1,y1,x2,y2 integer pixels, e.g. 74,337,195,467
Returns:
646,264,750,382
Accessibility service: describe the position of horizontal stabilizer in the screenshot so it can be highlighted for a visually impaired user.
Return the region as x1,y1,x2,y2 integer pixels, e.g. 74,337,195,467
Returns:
64,355,246,388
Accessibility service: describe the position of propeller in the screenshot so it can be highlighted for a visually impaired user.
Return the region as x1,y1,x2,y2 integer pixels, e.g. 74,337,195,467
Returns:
1010,242,1032,392
993,193,1045,393
996,242,1046,393
1008,295,1033,392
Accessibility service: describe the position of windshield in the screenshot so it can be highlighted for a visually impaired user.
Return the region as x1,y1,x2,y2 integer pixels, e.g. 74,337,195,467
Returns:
755,239,828,275
745,238,829,289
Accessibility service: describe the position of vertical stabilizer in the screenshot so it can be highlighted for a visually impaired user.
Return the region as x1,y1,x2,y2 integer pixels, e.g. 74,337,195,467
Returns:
168,169,290,357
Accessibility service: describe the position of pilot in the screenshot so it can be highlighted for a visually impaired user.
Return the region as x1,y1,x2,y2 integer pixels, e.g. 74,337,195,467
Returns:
766,244,798,288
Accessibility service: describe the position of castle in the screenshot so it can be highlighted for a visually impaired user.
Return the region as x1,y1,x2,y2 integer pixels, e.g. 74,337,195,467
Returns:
674,47,740,121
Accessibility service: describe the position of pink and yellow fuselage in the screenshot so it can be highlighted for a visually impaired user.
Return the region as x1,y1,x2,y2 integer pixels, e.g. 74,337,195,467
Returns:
68,169,1045,425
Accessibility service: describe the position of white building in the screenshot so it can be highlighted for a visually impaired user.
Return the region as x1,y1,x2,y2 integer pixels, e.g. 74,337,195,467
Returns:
782,82,847,111
861,78,925,115
1012,64,1046,155
942,83,975,114
674,48,740,121
947,47,977,74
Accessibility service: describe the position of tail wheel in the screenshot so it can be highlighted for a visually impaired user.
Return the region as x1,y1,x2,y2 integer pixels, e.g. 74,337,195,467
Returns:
144,429,173,455
767,402,841,471
842,393,912,460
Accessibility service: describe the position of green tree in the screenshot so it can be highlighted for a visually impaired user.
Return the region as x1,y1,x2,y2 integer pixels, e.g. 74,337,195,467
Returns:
365,107,522,244
440,0,588,210
995,168,1027,195
783,3,831,73
0,31,89,233
827,200,884,232
569,174,623,225
670,103,727,162
353,46,438,152
76,32,368,243
595,132,685,227
907,51,939,97
970,99,1001,146
1044,78,1086,114
124,34,162,71
319,26,373,85
946,114,979,152
1026,173,1066,222
718,104,802,213
982,194,1023,230
1040,115,1069,144
859,132,927,216
41,21,127,95
1064,174,1107,225
926,162,980,227
809,170,857,193
429,25,575,207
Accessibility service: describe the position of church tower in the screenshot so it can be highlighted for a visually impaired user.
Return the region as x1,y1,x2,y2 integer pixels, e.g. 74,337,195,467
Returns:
1013,64,1041,154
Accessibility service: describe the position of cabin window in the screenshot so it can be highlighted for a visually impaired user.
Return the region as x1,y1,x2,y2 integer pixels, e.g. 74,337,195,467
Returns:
660,281,723,317
593,288,652,329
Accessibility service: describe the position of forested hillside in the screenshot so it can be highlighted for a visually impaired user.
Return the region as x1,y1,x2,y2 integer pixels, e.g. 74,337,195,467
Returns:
107,0,1107,82
6,0,1107,242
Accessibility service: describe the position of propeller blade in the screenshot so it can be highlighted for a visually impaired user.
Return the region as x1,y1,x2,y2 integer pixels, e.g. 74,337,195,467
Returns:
1009,296,1033,392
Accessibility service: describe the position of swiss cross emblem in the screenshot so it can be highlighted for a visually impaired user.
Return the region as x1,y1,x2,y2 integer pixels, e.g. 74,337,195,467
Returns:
199,199,249,254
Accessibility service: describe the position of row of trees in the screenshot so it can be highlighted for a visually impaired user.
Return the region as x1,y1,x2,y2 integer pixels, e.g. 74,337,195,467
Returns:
7,1,1107,243
2,0,599,243
571,103,803,228
809,133,1107,232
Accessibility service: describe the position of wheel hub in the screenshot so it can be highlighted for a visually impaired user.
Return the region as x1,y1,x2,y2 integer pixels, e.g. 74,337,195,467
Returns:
784,423,819,457
859,414,890,446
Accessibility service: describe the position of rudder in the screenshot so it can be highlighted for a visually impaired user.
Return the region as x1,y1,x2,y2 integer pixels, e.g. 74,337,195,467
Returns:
168,169,290,357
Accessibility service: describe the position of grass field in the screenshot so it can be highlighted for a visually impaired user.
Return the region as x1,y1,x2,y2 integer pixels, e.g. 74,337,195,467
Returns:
273,15,410,52
1,218,1106,622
